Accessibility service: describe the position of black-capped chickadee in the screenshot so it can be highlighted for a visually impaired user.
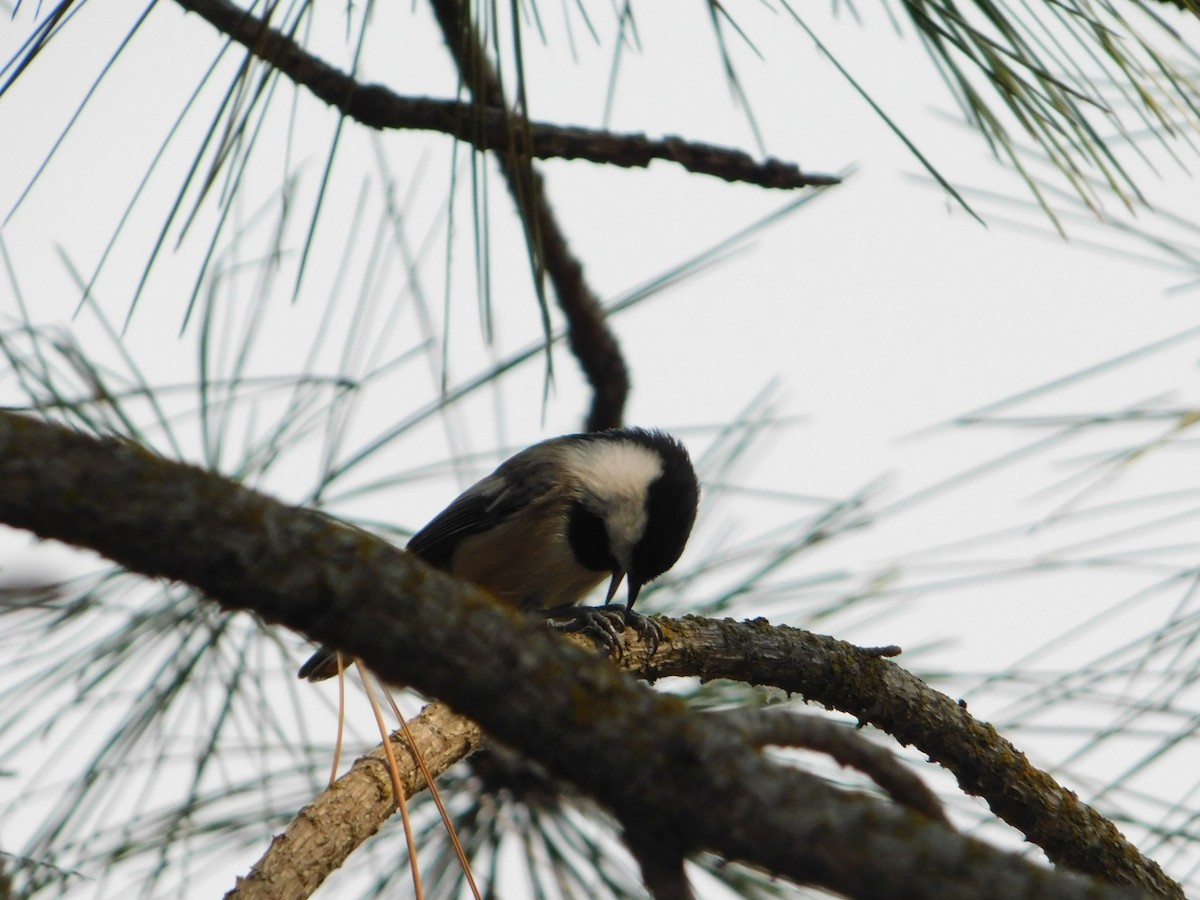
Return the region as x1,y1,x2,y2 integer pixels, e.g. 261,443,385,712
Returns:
298,427,699,681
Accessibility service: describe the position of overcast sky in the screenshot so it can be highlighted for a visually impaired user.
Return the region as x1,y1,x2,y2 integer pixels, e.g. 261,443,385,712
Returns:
4,1,1200,895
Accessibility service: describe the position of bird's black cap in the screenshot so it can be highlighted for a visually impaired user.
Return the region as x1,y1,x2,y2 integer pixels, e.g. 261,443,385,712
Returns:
616,428,699,606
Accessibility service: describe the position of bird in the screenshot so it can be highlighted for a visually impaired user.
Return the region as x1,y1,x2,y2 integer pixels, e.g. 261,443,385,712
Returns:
298,427,700,681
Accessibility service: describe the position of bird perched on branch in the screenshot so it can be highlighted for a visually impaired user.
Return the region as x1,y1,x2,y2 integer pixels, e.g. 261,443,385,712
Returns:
298,427,700,681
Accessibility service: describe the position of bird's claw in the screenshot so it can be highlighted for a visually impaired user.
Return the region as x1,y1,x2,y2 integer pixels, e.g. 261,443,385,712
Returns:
546,604,663,656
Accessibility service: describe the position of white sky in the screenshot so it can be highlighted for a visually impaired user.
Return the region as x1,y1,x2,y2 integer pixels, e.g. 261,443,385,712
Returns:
3,0,1200,896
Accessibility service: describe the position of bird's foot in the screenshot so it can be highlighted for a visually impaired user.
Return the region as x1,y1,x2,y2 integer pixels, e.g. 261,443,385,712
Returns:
544,604,663,656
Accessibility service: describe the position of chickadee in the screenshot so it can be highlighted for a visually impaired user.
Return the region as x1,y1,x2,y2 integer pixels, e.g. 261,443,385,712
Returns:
298,427,699,681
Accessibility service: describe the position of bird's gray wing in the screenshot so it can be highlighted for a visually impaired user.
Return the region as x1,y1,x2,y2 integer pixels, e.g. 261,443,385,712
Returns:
299,478,521,681
406,445,562,569
298,441,564,682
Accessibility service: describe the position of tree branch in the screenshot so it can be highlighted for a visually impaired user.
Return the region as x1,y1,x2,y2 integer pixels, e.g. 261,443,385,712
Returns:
172,0,838,431
238,615,1177,898
711,706,948,824
636,614,1184,898
172,0,839,192
0,412,1157,898
234,645,941,898
227,702,483,900
425,0,628,431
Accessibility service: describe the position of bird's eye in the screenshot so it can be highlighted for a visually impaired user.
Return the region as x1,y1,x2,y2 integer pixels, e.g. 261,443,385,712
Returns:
566,503,616,573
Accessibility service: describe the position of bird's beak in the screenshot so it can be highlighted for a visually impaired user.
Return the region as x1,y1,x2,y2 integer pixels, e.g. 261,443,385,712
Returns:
626,577,644,610
606,568,626,604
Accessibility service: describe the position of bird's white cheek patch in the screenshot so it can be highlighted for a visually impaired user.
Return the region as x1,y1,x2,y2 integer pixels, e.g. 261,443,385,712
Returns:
563,440,663,557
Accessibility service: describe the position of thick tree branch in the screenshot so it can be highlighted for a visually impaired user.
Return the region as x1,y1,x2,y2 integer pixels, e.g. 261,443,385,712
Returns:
0,412,1153,899
636,615,1184,898
242,616,1178,898
237,648,942,898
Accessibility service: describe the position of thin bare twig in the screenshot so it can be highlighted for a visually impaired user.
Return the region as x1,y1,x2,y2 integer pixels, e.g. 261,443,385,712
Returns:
426,0,627,431
171,0,837,190
171,0,836,430
712,706,948,824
